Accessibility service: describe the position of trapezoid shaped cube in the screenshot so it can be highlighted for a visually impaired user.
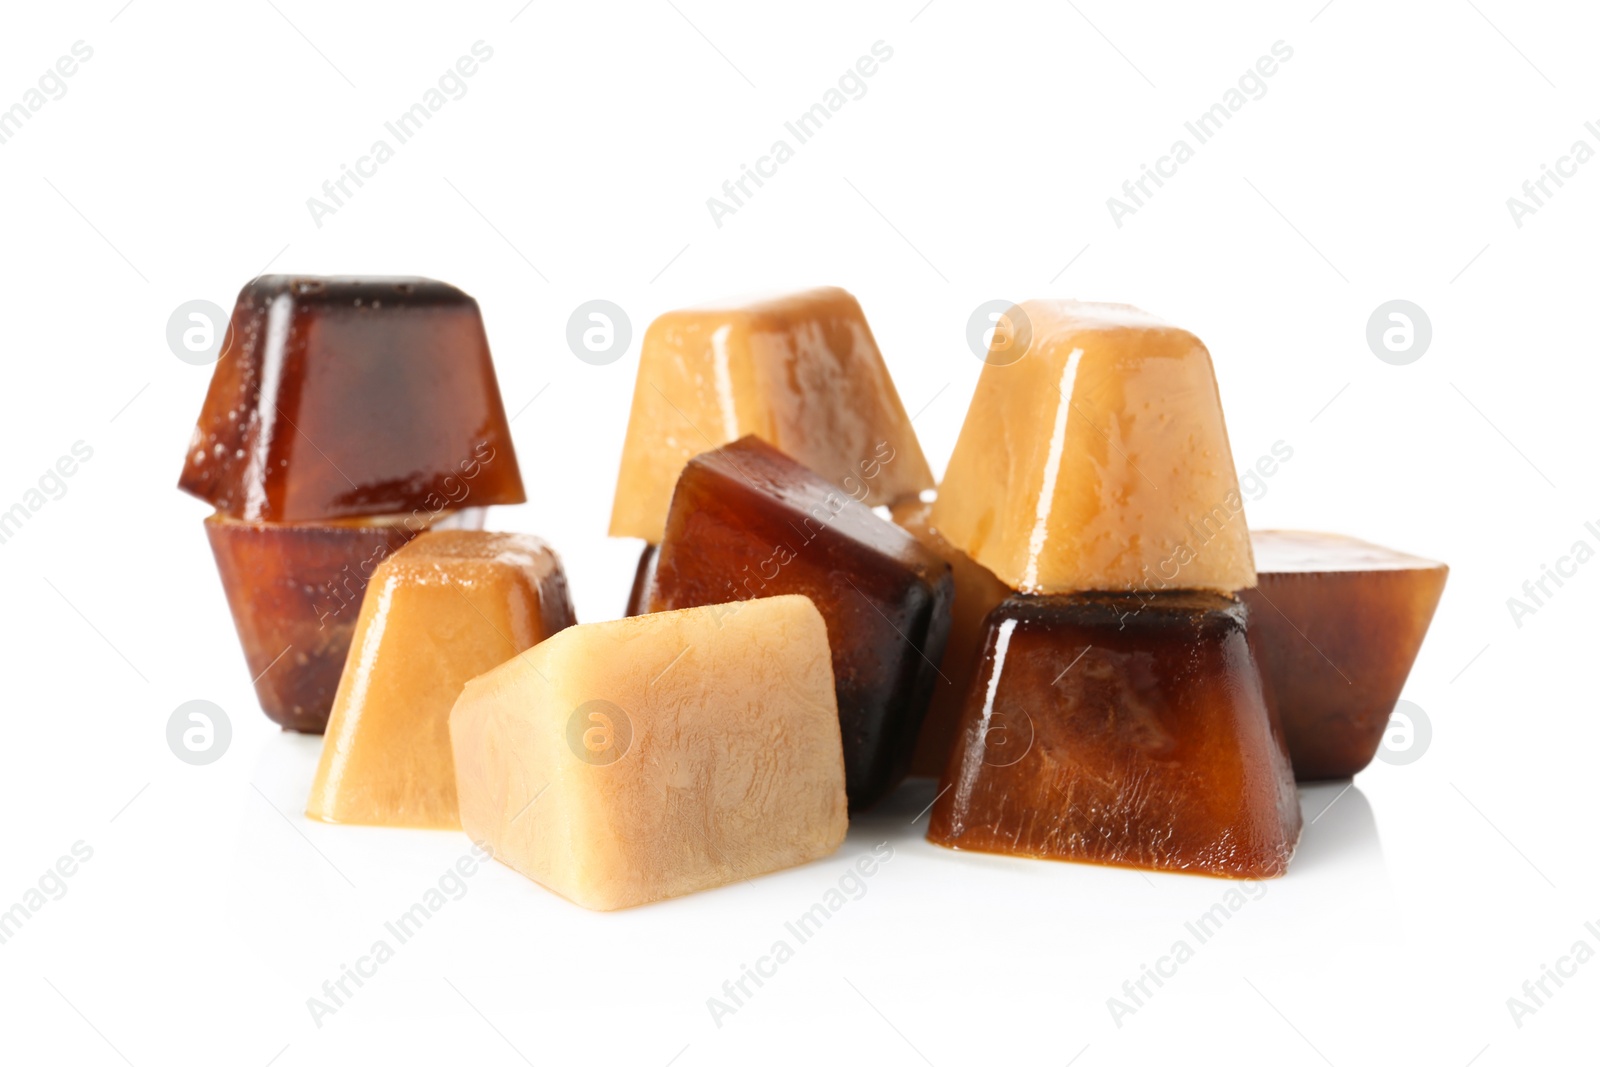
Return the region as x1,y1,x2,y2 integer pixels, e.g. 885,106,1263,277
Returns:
929,591,1300,878
179,275,525,522
929,301,1255,595
609,287,933,542
449,595,848,911
307,530,576,828
1241,530,1447,780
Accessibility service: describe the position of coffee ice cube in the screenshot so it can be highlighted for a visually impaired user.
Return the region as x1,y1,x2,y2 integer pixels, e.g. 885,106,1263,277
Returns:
449,595,847,911
1242,530,1447,780
648,436,953,810
306,531,576,828
928,591,1300,878
178,276,525,522
609,287,933,542
930,301,1255,595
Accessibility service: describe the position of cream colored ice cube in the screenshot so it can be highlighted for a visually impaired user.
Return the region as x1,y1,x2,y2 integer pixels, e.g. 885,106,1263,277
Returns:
930,300,1256,594
449,594,848,910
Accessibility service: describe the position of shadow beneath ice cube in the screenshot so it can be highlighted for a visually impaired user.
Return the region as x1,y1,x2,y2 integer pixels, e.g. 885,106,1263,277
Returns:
1290,780,1386,876
846,776,948,848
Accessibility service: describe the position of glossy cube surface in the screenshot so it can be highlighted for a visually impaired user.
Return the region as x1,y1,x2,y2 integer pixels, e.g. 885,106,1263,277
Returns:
1242,530,1447,780
929,592,1301,879
891,500,1010,778
307,531,577,828
648,437,953,810
179,276,524,522
450,596,848,911
609,287,933,542
930,301,1255,595
624,542,658,618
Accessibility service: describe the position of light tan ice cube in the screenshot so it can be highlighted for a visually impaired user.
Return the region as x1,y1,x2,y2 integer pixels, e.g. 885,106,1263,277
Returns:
306,531,576,829
449,595,848,910
930,300,1256,595
608,287,934,542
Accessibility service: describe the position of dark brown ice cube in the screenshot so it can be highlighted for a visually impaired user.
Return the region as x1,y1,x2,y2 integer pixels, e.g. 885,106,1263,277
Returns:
178,276,525,522
1241,530,1447,781
625,543,658,618
647,436,953,810
891,500,1010,778
928,591,1301,879
204,514,432,732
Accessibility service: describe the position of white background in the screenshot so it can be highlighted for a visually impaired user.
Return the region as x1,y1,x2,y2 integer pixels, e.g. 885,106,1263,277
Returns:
0,1,1595,1063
